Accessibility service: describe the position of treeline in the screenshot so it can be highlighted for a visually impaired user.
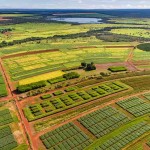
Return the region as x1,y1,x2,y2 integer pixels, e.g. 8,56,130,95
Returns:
0,28,13,34
1,26,150,48
17,81,46,93
137,43,150,51
96,33,150,42
0,37,44,47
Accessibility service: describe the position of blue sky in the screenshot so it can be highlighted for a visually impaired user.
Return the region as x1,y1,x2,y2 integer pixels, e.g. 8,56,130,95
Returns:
1,0,150,9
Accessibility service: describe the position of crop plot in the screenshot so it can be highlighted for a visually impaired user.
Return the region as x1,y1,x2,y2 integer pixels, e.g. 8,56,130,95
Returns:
19,70,64,85
3,47,130,81
78,106,130,138
0,71,7,97
0,109,13,126
40,122,92,150
92,122,150,150
0,101,28,149
23,81,129,121
0,126,18,150
143,92,150,100
116,97,150,117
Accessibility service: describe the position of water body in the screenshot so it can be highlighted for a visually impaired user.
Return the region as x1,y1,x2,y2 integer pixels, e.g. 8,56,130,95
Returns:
48,17,103,24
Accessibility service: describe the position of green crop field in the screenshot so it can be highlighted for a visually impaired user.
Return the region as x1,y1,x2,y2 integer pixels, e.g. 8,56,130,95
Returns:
110,28,150,38
0,71,7,97
23,81,129,121
116,97,150,117
3,46,130,81
86,122,150,150
0,126,18,150
0,109,14,126
40,123,93,149
78,106,130,138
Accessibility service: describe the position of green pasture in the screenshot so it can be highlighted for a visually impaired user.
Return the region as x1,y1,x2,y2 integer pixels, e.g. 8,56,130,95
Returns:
110,28,150,38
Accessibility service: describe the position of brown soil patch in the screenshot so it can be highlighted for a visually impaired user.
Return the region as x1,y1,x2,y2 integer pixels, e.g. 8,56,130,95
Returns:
14,130,24,144
0,17,10,21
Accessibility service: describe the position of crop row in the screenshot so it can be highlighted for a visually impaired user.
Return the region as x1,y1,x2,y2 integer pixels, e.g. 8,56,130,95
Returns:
143,93,150,100
40,122,92,150
24,81,128,121
116,97,150,117
0,109,13,126
0,72,7,97
4,45,129,81
0,126,18,149
78,106,130,138
94,122,150,150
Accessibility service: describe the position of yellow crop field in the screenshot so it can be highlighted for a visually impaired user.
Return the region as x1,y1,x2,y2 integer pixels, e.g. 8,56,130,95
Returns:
19,70,65,85
23,64,46,71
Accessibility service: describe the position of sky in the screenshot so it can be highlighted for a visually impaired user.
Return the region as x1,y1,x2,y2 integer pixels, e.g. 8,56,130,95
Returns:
0,0,150,9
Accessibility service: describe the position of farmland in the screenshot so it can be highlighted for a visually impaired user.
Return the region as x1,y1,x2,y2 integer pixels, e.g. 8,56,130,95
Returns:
0,71,7,97
0,9,150,150
0,101,28,149
3,46,130,82
23,81,129,121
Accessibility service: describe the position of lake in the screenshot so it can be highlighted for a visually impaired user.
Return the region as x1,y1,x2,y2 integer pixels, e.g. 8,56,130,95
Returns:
47,17,103,24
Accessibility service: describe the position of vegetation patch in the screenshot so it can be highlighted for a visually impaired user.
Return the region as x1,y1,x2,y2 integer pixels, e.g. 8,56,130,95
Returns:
41,94,52,100
116,97,150,117
17,81,46,93
86,122,150,150
0,72,7,97
0,109,14,126
0,126,18,150
40,122,92,149
137,43,150,51
23,81,129,121
63,72,80,80
19,70,64,85
48,76,66,84
78,106,130,138
108,66,127,72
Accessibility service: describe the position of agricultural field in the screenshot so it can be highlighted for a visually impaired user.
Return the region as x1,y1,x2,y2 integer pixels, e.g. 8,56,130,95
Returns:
19,70,64,85
109,18,150,25
40,123,93,149
0,9,150,150
0,71,7,97
0,101,28,149
0,22,110,43
38,92,150,149
3,46,130,82
116,97,150,117
78,106,130,138
110,28,150,38
23,81,129,121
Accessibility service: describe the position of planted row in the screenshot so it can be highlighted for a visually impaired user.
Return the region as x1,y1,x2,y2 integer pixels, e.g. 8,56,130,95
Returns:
40,123,92,150
116,97,150,117
24,81,128,121
78,106,130,138
94,122,150,150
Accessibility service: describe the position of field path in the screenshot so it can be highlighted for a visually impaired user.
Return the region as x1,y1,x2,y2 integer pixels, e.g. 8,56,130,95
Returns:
126,47,138,71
